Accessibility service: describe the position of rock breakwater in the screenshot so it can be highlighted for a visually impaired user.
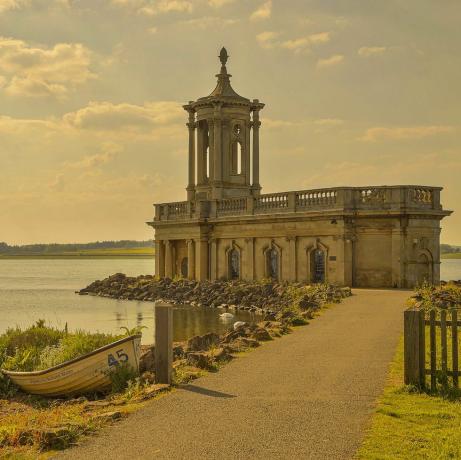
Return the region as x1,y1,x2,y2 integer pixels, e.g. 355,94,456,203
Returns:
78,274,352,315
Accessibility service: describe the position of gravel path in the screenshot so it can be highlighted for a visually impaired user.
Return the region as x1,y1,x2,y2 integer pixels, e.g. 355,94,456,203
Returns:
57,289,409,460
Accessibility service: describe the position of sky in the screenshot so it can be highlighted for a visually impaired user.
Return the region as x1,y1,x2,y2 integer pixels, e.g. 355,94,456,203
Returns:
0,0,460,244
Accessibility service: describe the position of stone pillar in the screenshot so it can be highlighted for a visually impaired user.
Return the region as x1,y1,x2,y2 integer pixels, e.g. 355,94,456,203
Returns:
244,121,251,185
196,239,209,281
212,103,223,199
187,239,195,280
210,239,218,280
165,240,173,279
186,110,196,200
245,238,255,280
252,108,261,193
155,240,165,278
208,119,214,182
391,224,404,288
287,237,297,282
197,122,205,185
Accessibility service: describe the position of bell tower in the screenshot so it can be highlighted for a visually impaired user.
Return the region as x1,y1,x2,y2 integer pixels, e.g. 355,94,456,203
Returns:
183,47,264,200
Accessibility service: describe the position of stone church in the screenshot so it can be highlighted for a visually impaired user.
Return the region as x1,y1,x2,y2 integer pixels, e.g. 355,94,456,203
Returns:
148,48,451,288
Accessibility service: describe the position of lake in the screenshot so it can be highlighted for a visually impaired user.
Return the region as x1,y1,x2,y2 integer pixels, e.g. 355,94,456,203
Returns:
0,259,260,344
1,258,460,345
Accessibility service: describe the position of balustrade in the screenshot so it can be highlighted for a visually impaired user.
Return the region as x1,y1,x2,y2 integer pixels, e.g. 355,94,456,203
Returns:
154,185,441,221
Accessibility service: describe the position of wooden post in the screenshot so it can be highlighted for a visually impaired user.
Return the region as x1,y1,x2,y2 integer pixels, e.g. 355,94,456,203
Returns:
441,309,448,390
404,308,425,387
154,302,173,384
452,310,459,388
430,309,437,391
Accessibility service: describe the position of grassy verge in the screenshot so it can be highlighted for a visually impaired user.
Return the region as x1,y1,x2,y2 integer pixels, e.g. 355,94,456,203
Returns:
0,247,154,259
356,337,461,460
441,253,461,259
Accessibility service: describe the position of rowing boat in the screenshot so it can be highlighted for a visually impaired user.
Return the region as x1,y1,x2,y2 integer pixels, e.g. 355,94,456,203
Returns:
1,334,141,397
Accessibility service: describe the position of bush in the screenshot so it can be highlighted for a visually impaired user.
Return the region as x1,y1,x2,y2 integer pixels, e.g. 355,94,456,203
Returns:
108,363,139,394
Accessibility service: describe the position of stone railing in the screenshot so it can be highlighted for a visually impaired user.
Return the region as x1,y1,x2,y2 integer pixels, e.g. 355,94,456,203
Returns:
296,189,337,208
255,192,289,213
153,186,442,221
217,197,247,216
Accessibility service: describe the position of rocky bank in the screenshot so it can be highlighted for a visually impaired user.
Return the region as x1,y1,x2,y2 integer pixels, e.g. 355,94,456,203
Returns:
78,274,352,316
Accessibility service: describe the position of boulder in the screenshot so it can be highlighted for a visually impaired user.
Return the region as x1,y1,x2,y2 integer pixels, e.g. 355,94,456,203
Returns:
139,345,155,373
251,327,273,341
187,332,220,351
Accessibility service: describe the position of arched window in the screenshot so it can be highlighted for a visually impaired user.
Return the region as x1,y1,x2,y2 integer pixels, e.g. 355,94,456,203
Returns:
228,248,240,280
311,249,325,283
266,247,279,280
181,257,188,278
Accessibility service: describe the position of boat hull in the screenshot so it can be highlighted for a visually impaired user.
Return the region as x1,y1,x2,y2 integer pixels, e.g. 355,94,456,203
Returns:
1,334,141,397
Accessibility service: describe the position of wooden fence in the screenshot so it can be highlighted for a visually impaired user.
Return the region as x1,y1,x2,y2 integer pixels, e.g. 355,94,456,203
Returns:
404,307,460,390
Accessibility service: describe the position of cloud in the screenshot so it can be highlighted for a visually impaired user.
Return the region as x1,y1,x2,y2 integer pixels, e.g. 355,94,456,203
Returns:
256,31,279,49
0,37,95,98
0,0,27,13
63,101,183,132
360,125,455,142
48,142,122,190
250,0,271,21
358,46,387,57
280,32,330,54
314,118,344,126
208,0,234,6
316,54,344,69
257,31,330,53
179,15,237,29
114,0,194,16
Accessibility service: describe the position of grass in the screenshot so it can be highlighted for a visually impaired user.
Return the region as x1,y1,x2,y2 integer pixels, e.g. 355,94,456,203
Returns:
0,247,154,259
441,253,461,260
357,337,461,460
0,321,124,374
0,322,164,458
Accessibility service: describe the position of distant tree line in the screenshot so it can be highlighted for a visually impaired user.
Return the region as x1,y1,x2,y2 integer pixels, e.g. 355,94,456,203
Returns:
0,240,154,255
441,244,461,254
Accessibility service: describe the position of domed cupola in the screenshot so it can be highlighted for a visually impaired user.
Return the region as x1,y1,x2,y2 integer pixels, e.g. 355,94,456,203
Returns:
183,47,264,200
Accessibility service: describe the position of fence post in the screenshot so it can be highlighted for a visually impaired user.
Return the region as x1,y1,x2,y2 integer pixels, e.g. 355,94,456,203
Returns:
404,308,425,387
154,302,173,384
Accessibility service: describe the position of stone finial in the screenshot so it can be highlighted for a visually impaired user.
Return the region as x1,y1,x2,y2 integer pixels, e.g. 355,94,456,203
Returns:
219,47,228,66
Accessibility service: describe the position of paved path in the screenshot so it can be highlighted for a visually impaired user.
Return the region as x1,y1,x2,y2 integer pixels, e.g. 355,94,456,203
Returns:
58,289,409,460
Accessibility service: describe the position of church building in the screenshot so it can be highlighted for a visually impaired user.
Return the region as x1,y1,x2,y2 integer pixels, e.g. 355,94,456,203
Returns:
148,48,451,288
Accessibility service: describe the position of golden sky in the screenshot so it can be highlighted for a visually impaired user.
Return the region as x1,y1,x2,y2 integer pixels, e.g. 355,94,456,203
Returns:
0,0,460,244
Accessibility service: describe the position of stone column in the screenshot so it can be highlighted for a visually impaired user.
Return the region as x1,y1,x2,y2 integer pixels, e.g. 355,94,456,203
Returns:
186,239,195,280
196,239,209,281
155,240,165,278
391,224,404,288
245,121,251,185
252,109,261,193
165,240,173,279
287,237,297,282
196,122,205,185
212,103,223,200
208,119,214,182
245,238,255,280
210,239,218,280
186,110,196,200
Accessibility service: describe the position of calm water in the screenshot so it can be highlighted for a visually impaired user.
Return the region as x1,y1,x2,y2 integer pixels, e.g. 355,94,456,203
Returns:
0,259,260,344
440,259,461,282
1,258,459,345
